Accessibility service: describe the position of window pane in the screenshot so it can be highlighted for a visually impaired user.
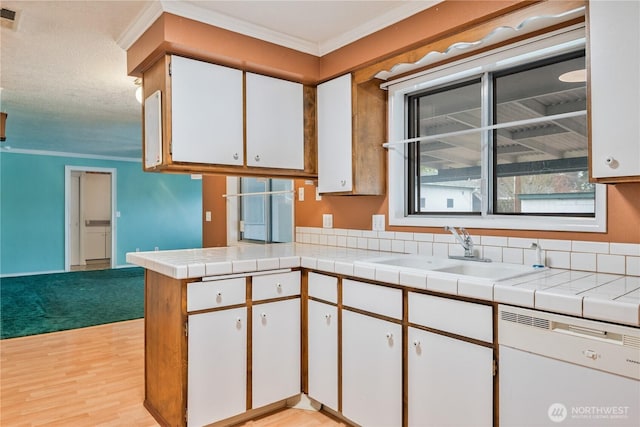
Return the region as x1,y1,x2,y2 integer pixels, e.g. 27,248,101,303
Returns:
493,52,594,215
270,179,293,243
410,80,482,214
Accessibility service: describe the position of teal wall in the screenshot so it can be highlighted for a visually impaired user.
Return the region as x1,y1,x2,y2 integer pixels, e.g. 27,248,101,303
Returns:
0,151,202,276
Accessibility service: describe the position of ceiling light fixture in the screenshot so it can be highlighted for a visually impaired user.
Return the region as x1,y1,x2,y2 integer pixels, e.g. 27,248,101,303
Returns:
559,68,586,83
134,78,142,104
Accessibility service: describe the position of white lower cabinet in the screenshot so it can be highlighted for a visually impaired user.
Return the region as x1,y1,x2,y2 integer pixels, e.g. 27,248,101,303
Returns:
342,309,402,427
408,327,493,427
307,300,338,411
252,298,301,409
188,307,247,427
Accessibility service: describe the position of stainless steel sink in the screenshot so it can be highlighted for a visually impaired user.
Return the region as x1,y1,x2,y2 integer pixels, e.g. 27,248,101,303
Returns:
355,255,544,282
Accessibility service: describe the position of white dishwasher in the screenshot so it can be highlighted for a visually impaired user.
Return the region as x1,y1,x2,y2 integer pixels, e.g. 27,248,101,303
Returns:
498,305,640,426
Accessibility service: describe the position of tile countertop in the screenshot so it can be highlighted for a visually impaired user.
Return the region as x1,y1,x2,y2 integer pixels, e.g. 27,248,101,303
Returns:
126,243,640,327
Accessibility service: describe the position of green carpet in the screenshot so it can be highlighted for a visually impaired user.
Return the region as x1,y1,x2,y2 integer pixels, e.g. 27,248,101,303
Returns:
0,268,144,339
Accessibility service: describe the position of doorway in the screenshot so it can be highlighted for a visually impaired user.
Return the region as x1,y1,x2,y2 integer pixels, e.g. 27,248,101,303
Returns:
64,166,117,272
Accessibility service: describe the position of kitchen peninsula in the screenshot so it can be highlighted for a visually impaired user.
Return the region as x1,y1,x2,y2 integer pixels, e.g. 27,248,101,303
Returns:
127,242,640,427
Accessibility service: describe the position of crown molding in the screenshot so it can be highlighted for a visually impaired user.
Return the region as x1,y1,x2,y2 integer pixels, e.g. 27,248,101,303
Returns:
116,1,164,50
0,147,141,163
318,1,443,56
117,0,442,56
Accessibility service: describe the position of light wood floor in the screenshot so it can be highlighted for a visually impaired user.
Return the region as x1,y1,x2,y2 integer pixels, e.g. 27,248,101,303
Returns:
0,319,345,427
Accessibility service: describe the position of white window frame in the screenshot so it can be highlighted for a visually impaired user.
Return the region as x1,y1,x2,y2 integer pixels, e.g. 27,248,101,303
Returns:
386,24,606,233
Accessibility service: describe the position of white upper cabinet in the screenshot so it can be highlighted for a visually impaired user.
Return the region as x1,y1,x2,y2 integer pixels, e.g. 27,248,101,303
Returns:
170,55,244,166
246,73,304,170
317,74,353,193
589,1,640,181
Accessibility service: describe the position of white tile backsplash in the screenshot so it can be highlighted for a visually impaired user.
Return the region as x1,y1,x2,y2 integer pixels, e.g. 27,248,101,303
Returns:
571,252,597,272
503,248,523,264
597,254,626,274
546,251,571,269
295,227,639,276
572,241,609,254
391,240,405,253
627,256,640,276
610,243,640,256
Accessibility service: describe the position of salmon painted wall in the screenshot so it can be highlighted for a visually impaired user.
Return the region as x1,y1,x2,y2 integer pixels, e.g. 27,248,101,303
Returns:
294,180,640,244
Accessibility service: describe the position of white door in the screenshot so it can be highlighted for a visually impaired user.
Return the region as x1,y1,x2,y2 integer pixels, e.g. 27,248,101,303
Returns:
408,327,493,427
81,172,111,261
171,55,244,166
70,171,81,265
307,300,338,411
342,310,402,427
245,73,304,170
188,308,247,427
317,74,353,193
252,298,301,408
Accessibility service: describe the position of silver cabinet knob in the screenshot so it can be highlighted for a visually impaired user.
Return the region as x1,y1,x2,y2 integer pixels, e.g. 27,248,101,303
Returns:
605,156,618,168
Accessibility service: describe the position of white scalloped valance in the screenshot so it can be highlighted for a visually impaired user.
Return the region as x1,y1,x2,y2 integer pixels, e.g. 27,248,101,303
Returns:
374,6,585,81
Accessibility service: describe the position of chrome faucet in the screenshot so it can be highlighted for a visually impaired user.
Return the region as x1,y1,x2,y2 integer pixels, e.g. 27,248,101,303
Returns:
444,226,491,262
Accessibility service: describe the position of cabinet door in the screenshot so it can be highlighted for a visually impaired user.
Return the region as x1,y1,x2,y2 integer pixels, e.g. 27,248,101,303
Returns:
246,73,304,169
171,55,244,166
408,327,493,427
188,308,247,427
589,1,640,179
252,298,301,408
307,300,338,411
317,74,353,193
342,310,402,427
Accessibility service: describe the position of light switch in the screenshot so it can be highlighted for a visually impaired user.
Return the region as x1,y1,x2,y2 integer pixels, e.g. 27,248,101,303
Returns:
205,211,212,222
298,187,305,201
323,214,333,229
372,214,385,231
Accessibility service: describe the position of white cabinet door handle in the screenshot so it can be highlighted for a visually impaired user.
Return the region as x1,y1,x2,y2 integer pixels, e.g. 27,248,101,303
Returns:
413,340,420,347
236,317,242,324
325,313,331,320
276,283,282,291
261,313,267,319
340,180,346,187
233,153,239,160
216,291,222,297
386,332,393,340
255,155,261,162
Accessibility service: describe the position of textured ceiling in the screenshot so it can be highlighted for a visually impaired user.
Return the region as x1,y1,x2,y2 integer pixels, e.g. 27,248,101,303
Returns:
0,1,437,159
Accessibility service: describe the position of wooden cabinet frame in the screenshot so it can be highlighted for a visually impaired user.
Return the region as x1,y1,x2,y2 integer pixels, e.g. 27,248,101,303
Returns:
141,55,317,179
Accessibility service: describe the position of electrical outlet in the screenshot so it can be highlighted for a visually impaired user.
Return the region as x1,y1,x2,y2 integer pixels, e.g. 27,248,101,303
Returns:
298,187,305,201
372,214,385,231
323,214,333,228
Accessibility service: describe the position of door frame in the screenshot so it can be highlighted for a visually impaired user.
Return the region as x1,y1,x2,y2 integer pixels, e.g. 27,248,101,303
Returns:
64,165,117,271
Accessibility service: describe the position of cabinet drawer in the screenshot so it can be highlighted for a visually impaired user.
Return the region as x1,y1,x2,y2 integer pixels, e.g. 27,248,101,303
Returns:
343,279,402,320
408,293,493,343
252,271,300,301
308,272,338,304
187,277,246,311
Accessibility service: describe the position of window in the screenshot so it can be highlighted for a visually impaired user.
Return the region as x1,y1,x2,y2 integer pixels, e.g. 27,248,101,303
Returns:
387,26,606,232
239,178,293,243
